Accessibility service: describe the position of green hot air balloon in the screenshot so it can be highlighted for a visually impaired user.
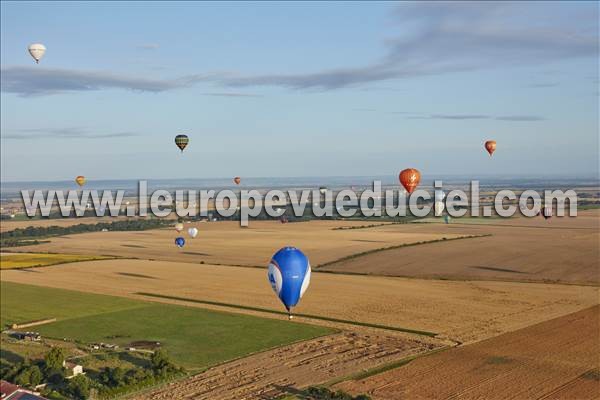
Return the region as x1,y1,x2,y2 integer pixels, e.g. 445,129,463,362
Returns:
175,134,189,152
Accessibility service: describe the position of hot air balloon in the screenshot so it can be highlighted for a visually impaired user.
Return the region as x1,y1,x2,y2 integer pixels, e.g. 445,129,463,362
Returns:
175,222,184,232
434,190,445,202
542,206,552,220
485,140,496,156
444,215,451,224
280,216,288,224
434,201,444,216
175,134,189,152
175,237,185,248
28,43,46,64
75,176,86,187
267,247,311,319
188,227,198,238
234,177,241,185
399,169,420,194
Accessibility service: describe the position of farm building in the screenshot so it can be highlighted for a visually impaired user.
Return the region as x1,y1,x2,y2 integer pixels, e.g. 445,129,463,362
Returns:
62,361,84,378
0,380,48,399
11,332,41,342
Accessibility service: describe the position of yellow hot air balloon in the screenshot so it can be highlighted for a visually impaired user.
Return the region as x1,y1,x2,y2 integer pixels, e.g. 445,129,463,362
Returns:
75,176,86,187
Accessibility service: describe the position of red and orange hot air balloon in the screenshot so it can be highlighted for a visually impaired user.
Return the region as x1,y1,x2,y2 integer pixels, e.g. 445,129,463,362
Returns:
234,177,241,185
485,140,497,156
399,168,420,194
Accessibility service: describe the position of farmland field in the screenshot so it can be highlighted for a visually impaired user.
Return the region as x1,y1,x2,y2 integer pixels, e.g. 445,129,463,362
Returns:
0,282,333,370
336,305,600,400
10,220,472,266
0,252,113,269
2,259,597,344
321,210,600,285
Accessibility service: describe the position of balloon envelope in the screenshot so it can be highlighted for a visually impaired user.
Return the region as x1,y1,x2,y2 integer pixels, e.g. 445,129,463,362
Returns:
267,247,311,311
175,237,185,248
444,215,451,224
542,206,552,220
399,169,420,194
175,222,184,232
175,135,189,152
234,177,241,185
485,140,496,156
28,43,46,63
188,227,198,238
434,201,444,216
75,176,86,187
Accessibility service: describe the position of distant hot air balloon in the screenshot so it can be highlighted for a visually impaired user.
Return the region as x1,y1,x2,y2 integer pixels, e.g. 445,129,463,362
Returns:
280,216,288,224
28,43,46,64
444,215,451,224
234,177,241,185
175,134,189,152
174,222,184,232
542,206,552,220
485,140,497,156
188,227,198,238
434,201,444,216
75,176,86,187
399,169,420,194
267,246,311,319
175,237,185,248
434,190,445,202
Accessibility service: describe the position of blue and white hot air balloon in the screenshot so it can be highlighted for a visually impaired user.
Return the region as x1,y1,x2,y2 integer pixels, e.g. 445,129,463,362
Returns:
267,247,311,319
175,237,185,248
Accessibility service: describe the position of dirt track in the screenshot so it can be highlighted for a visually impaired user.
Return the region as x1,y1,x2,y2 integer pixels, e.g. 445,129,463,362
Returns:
2,259,597,343
321,211,600,285
132,332,440,400
336,305,600,400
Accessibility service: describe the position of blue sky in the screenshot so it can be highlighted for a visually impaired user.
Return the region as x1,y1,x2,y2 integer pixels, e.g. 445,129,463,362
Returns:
1,1,598,182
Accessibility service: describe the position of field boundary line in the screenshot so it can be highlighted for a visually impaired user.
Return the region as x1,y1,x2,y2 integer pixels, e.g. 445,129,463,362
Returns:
316,234,492,269
323,345,454,389
135,292,438,337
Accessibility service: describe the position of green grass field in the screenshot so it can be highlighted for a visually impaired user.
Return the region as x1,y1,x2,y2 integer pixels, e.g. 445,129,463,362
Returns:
1,282,333,371
0,253,112,269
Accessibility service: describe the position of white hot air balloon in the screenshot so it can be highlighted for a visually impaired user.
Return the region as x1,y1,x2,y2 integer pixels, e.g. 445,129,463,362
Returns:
434,201,444,216
28,43,46,64
188,227,198,238
175,222,184,232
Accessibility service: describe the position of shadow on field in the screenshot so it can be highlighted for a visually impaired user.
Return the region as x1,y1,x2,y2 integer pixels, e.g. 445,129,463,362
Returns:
470,266,528,274
183,251,211,256
116,272,159,280
1,349,24,365
121,244,146,248
15,268,43,273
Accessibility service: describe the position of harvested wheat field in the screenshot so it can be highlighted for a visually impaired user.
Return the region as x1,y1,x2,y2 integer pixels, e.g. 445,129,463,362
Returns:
336,305,600,400
2,259,597,343
11,220,471,266
322,211,600,285
132,332,441,400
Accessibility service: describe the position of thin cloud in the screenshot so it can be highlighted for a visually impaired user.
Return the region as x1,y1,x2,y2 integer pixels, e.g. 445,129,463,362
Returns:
0,66,210,96
402,113,545,121
3,127,140,139
201,92,262,97
495,115,546,121
525,83,559,88
137,43,160,50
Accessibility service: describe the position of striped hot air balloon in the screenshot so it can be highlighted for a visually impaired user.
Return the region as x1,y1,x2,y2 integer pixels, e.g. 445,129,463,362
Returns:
175,134,189,152
75,176,86,187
